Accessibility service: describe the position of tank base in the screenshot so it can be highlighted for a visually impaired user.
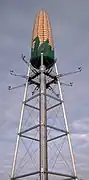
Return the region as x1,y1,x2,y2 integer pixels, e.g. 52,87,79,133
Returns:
30,56,55,69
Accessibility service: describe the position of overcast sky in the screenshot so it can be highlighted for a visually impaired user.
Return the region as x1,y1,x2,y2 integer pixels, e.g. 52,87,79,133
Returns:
0,0,89,180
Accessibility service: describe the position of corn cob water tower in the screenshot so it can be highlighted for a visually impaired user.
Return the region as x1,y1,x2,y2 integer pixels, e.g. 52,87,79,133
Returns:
10,10,81,180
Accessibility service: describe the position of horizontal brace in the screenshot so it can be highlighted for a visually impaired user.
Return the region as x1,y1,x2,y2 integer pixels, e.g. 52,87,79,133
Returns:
24,93,40,103
11,171,40,179
29,79,40,86
62,178,73,180
47,102,62,111
46,94,62,102
47,125,68,133
20,124,39,134
25,103,39,110
46,79,57,88
29,79,58,89
47,133,67,142
48,171,77,179
28,72,40,80
44,72,57,79
20,134,39,141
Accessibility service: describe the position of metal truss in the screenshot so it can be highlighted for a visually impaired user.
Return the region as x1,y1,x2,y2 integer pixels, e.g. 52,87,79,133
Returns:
9,53,81,180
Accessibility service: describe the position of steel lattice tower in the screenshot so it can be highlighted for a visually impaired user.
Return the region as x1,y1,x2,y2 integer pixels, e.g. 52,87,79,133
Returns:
9,10,81,180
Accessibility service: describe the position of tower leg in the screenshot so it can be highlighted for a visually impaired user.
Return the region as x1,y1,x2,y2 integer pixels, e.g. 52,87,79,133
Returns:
39,53,48,180
55,63,77,178
10,65,31,179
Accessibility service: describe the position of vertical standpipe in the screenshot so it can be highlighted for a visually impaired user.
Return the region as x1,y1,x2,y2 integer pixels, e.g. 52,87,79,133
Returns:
39,53,48,180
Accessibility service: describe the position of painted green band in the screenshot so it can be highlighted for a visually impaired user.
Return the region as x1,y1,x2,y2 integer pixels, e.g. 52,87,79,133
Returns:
31,36,54,60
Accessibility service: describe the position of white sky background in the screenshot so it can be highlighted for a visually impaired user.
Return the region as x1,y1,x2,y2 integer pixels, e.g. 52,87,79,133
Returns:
0,0,89,179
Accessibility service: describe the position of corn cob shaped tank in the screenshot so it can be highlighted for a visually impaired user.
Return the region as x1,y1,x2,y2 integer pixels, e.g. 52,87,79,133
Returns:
30,9,54,69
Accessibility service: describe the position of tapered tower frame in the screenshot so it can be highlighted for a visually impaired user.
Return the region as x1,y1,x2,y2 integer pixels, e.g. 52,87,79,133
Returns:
10,10,78,180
